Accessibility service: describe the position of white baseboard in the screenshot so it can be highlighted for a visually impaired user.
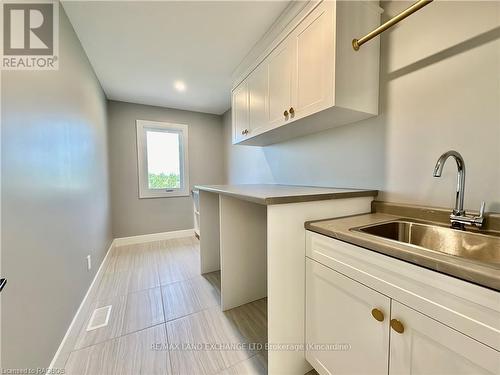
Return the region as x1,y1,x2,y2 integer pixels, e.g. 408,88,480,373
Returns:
48,238,115,370
113,229,195,247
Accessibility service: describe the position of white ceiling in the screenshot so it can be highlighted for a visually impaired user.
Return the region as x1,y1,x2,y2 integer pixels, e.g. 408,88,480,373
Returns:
62,1,289,115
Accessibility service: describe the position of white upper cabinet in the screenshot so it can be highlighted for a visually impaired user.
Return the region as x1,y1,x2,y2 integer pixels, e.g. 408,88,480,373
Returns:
247,62,269,136
293,2,334,120
268,39,295,128
231,0,382,146
231,81,249,144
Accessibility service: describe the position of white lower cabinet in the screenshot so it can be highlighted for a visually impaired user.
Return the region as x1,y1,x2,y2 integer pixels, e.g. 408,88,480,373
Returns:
305,232,500,375
389,301,499,375
305,259,390,375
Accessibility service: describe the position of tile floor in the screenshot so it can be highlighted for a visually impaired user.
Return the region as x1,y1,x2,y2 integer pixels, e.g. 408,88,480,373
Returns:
55,237,269,375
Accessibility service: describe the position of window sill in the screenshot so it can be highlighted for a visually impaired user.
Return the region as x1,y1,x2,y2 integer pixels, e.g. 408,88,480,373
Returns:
139,191,190,199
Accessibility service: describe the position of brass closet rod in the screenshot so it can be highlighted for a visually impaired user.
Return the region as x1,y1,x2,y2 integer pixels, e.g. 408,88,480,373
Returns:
352,0,434,51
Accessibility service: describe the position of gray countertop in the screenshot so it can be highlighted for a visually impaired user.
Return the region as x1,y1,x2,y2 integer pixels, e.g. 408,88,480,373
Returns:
194,184,378,205
305,213,500,291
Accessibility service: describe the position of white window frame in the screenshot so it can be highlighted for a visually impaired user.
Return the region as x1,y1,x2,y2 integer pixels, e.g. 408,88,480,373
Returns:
136,120,189,198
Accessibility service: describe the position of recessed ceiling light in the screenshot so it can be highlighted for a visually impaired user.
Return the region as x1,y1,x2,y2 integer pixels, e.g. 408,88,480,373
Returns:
174,81,186,92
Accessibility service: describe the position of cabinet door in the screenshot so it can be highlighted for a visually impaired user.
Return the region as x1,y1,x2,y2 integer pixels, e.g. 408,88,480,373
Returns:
247,62,269,135
267,39,295,128
292,1,334,120
389,301,500,375
306,259,390,375
231,81,249,144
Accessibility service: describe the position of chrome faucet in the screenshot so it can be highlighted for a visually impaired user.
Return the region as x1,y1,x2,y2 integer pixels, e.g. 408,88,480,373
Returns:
433,150,486,229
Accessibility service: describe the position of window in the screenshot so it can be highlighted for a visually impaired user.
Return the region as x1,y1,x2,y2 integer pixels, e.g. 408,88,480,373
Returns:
136,120,189,198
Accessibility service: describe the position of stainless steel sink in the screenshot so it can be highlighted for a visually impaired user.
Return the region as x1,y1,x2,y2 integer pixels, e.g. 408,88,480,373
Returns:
353,220,500,265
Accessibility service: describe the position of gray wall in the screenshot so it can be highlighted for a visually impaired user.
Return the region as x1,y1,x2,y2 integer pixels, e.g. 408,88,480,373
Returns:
1,8,112,368
224,1,500,212
108,101,225,238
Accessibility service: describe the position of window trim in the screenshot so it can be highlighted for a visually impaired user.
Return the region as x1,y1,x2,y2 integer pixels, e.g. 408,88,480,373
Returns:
136,120,189,199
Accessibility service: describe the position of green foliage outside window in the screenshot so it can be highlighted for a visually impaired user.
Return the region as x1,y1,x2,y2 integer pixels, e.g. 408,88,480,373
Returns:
148,173,180,189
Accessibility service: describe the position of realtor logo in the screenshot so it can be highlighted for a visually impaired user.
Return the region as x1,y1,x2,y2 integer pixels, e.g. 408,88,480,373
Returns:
2,1,59,70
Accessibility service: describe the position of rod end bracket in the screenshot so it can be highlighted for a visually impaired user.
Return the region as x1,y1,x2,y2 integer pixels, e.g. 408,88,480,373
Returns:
352,39,360,51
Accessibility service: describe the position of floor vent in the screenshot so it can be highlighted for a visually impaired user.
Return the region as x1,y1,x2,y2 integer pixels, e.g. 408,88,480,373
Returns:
86,305,112,331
